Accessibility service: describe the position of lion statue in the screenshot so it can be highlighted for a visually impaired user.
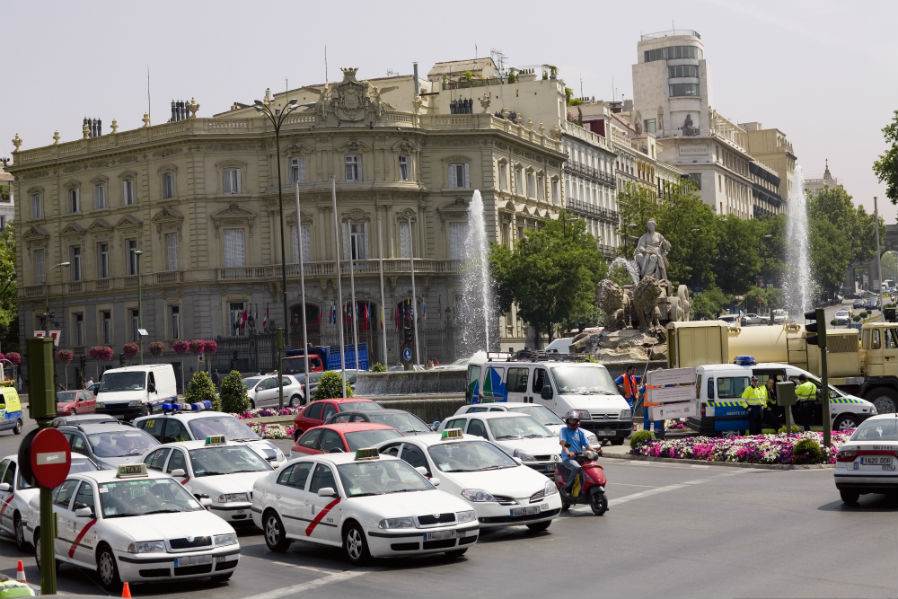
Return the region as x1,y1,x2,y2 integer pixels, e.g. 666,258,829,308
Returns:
633,276,664,331
596,279,632,331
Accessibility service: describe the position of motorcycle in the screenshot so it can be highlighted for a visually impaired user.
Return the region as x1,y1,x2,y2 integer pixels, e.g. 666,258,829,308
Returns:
553,448,608,516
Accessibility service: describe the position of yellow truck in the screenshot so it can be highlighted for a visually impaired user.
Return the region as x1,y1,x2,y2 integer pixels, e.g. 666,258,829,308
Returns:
668,320,898,414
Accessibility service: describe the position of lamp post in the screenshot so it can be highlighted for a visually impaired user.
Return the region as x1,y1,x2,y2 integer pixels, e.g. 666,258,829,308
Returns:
255,95,300,409
44,261,70,389
133,249,144,364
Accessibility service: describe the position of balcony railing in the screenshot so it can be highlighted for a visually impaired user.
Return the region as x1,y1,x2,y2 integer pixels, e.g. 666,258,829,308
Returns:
563,163,616,188
565,199,619,223
217,258,462,282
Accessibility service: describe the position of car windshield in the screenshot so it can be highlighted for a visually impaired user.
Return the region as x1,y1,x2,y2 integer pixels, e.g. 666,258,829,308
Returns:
188,445,271,476
487,416,553,440
344,429,401,451
342,401,381,412
100,372,146,392
550,365,618,395
243,377,262,389
99,478,203,518
428,440,518,472
337,459,433,497
372,413,429,433
88,430,158,458
851,419,898,442
187,416,260,441
514,405,563,426
20,458,99,489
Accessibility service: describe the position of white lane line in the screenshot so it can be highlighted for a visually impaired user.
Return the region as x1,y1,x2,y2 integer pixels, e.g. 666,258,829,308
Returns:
613,482,655,488
609,470,752,507
247,556,342,575
252,570,367,599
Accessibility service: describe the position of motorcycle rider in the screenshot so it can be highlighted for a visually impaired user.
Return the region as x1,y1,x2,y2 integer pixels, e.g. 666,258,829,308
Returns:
559,410,591,494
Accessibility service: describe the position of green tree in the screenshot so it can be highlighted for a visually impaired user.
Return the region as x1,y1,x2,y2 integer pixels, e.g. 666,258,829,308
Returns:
312,371,353,401
882,251,898,282
742,286,769,313
220,370,250,413
809,217,852,300
715,216,762,294
757,215,786,287
653,184,718,290
691,286,729,320
873,110,898,204
616,185,660,257
185,370,220,411
491,212,606,346
0,222,17,352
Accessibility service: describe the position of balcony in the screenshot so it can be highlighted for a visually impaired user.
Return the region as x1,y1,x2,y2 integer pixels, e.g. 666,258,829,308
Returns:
565,199,619,223
563,162,616,188
217,259,462,282
154,271,185,284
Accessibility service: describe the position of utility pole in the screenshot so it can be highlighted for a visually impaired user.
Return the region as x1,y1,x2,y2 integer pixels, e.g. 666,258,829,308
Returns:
874,196,883,297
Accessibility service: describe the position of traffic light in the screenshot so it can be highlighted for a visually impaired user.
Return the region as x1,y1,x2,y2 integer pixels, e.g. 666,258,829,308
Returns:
805,308,827,348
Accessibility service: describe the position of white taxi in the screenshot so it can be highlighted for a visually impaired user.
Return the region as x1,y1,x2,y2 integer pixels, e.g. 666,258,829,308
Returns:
377,430,562,531
834,414,898,505
0,453,101,550
252,450,479,564
453,402,601,448
27,465,240,591
143,436,274,525
134,405,287,466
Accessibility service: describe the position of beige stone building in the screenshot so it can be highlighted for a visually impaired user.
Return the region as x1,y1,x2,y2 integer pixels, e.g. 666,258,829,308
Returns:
8,67,565,386
0,167,12,230
740,122,797,206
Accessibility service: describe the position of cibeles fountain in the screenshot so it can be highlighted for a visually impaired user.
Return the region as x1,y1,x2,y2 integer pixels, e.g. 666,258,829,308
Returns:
572,218,692,362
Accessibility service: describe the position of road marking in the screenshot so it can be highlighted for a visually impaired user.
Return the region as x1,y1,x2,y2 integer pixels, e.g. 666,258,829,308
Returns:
613,482,655,488
248,556,343,576
251,570,367,599
623,460,712,470
609,470,752,507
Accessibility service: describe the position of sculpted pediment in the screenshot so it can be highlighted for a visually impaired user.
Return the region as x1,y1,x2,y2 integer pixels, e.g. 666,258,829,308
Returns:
87,219,113,233
22,225,50,241
211,203,256,223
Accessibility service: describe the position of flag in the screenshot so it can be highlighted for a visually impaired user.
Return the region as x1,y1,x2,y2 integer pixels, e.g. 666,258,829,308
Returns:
330,302,337,325
421,301,427,321
262,305,269,331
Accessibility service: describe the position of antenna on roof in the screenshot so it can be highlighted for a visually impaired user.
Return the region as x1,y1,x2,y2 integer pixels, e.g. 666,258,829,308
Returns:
146,66,151,122
324,44,329,83
580,73,584,98
474,43,478,58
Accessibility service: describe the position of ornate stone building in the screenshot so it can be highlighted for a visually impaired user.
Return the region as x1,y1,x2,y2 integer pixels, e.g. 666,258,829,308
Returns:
9,67,565,386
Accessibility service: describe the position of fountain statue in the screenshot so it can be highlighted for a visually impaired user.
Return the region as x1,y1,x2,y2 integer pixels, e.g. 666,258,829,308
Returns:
634,218,671,283
785,165,813,316
457,190,496,357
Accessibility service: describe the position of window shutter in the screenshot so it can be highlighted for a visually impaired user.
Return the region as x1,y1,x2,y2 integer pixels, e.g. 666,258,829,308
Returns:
464,163,470,188
341,222,351,259
448,164,455,188
236,169,242,193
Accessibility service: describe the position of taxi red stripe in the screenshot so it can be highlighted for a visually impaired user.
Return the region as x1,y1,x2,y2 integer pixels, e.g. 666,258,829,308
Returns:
0,495,13,518
305,498,340,536
68,518,97,558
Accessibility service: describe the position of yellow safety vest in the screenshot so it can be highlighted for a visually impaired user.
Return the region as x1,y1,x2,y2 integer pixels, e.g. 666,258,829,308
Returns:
795,381,817,402
741,385,768,407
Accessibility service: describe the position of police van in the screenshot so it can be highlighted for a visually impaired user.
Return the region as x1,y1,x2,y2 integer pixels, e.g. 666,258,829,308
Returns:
693,357,876,435
466,355,632,444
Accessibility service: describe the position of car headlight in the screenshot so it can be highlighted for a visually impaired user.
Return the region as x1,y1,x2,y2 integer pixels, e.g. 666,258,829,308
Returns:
619,409,632,420
513,449,535,461
544,480,559,496
128,540,166,554
95,402,105,409
217,493,250,503
577,409,592,421
213,533,238,547
456,510,478,524
378,517,416,529
461,488,496,502
585,431,599,444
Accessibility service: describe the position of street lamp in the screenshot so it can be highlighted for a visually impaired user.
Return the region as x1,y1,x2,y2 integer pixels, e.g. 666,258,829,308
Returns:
44,261,70,390
255,95,300,408
133,249,144,364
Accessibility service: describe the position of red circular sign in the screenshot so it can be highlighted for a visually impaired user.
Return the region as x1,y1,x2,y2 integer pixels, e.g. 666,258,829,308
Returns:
29,428,72,489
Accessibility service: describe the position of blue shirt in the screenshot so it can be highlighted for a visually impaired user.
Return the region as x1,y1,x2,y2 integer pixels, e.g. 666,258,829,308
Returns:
559,426,589,462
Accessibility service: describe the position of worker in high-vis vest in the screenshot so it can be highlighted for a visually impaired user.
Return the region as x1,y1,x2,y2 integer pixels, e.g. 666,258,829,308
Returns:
794,374,818,431
741,376,768,435
614,366,641,413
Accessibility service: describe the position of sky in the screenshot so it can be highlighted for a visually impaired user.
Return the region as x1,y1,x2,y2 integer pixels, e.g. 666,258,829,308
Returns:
2,0,897,220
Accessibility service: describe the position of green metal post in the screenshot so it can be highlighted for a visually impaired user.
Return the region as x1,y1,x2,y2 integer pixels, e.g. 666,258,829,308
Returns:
276,328,285,409
817,308,831,447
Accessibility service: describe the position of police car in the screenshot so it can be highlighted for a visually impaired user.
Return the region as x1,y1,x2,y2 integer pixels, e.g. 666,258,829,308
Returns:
27,464,240,591
453,402,601,448
143,436,274,524
0,453,101,551
834,414,898,505
377,429,562,531
134,403,287,466
251,450,479,564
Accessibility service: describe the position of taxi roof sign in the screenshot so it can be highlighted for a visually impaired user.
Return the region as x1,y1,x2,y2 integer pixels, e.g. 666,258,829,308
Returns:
205,435,226,446
354,447,380,461
441,428,463,440
116,464,148,479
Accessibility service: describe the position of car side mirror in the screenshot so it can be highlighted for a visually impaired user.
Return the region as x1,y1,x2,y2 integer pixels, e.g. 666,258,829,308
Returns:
541,385,554,400
430,421,441,431
74,506,94,518
513,457,523,466
329,448,344,454
317,487,337,498
414,466,429,477
0,483,10,492
170,469,186,478
199,497,213,509
430,478,441,487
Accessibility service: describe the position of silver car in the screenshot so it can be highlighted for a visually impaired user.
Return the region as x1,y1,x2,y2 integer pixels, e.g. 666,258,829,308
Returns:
243,374,305,408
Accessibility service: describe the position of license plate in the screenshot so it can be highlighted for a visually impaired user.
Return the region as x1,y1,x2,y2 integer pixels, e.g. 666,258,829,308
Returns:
595,430,612,436
510,505,541,517
174,554,213,567
861,456,893,465
425,530,456,541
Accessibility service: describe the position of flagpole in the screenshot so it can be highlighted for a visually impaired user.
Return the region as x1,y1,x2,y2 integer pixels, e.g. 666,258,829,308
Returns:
295,183,311,403
331,177,347,397
377,212,388,366
408,215,420,366
349,233,360,371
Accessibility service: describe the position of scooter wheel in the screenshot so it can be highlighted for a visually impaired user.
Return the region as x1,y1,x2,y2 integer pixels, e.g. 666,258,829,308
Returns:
560,494,571,512
589,488,608,516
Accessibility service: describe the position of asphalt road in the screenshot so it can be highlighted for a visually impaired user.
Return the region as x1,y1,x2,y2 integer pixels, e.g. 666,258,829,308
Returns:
1,420,897,598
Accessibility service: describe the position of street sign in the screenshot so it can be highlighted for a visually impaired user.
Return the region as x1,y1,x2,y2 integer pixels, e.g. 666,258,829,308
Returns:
646,367,697,421
646,367,695,387
32,331,61,347
29,428,71,489
648,385,696,403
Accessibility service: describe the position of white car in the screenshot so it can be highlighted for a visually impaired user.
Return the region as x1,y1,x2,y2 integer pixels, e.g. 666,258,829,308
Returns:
252,451,479,564
243,375,305,408
143,437,275,525
453,402,601,448
0,453,101,550
834,415,898,505
376,431,562,531
439,412,562,476
833,309,851,327
26,465,240,591
134,407,287,466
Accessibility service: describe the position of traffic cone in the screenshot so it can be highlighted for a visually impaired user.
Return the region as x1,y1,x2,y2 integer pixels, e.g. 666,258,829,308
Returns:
15,560,25,583
121,581,132,598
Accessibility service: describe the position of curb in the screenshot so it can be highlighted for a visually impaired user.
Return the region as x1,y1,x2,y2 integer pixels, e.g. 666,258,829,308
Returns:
602,452,834,470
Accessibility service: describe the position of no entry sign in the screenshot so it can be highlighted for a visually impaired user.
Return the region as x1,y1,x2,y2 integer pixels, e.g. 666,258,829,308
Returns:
28,429,71,489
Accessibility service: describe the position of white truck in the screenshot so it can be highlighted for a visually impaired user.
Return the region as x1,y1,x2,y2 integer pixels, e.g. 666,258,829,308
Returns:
95,364,178,420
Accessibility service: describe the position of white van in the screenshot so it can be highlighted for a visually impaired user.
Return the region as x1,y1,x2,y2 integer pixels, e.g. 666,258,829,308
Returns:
95,364,178,420
466,358,632,444
544,337,573,355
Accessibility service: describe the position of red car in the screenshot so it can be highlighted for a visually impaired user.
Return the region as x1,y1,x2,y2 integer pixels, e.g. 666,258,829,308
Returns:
56,389,96,415
292,397,383,440
290,423,399,456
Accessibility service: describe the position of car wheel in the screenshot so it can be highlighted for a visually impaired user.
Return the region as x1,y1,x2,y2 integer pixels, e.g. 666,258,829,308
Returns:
343,522,370,565
839,489,860,506
833,414,860,431
560,493,571,512
250,399,256,409
263,510,290,552
96,544,121,591
445,548,468,559
13,419,22,435
589,488,608,516
526,520,552,533
869,388,898,414
14,514,27,551
289,395,302,407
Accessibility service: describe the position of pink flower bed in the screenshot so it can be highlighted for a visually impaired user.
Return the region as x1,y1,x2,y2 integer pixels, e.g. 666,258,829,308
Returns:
237,407,300,419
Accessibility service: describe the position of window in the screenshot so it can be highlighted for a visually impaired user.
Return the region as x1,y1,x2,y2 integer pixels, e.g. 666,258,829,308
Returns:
30,192,43,219
162,172,175,199
287,157,306,185
644,119,657,134
398,155,410,181
299,429,322,449
532,368,548,393
322,404,337,422
126,240,139,276
2,461,14,487
53,480,78,509
448,163,469,188
308,464,337,494
537,173,545,200
506,367,529,393
291,223,312,263
100,310,112,345
668,64,700,78
514,166,524,194
278,462,313,489
400,445,429,476
165,232,178,272
169,305,180,339
68,187,81,213
669,83,700,97
306,403,325,421
448,222,468,260
644,45,701,62
32,248,46,284
144,448,170,471
129,308,139,341
166,450,187,474
70,246,81,282
341,222,368,260
223,228,246,268
716,376,750,399
97,243,109,279
161,420,190,443
73,312,84,346
73,482,96,514
319,430,344,453
229,301,246,336
223,167,242,194
444,418,467,431
466,419,487,439
526,170,535,198
551,177,559,202
93,182,107,209
123,178,135,206
398,220,412,259
498,161,508,191
344,155,361,182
